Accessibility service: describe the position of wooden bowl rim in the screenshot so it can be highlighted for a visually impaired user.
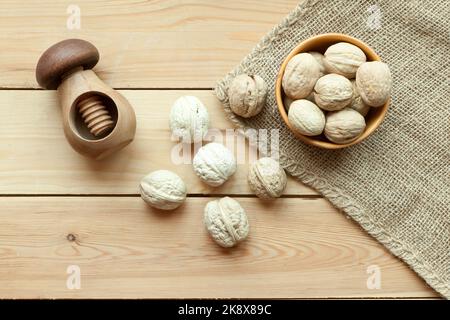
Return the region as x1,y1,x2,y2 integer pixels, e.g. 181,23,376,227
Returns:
275,33,390,149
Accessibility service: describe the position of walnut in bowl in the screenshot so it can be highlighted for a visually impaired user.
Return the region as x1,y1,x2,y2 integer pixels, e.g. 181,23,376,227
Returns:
275,33,391,149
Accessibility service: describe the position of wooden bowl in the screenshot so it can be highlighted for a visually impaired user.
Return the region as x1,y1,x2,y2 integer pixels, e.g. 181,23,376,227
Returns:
275,33,390,149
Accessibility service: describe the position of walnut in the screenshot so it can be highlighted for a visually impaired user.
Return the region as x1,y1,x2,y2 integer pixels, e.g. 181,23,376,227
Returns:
193,142,237,187
356,61,392,107
288,99,325,136
248,157,287,199
204,197,249,248
324,108,366,144
308,51,327,76
139,170,187,210
169,96,209,143
282,53,321,99
228,74,267,118
314,74,353,111
324,42,367,78
350,79,370,116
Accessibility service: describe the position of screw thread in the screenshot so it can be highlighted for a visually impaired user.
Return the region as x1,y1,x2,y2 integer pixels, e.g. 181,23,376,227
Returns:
78,96,114,137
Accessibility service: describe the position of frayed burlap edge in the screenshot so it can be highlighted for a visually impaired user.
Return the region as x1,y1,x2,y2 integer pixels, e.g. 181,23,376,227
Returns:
214,0,449,299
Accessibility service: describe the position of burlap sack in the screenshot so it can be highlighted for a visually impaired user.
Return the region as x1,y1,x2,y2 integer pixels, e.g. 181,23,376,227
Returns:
215,0,449,298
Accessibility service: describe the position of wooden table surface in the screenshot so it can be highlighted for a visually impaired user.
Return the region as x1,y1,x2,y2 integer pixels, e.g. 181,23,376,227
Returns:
0,0,438,299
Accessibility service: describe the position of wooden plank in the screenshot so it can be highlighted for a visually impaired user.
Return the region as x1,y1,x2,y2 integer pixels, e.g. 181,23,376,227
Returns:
0,90,316,195
0,197,436,298
0,0,302,88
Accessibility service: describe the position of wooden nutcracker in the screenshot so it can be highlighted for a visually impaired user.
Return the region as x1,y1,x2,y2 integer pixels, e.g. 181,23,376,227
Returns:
36,39,136,159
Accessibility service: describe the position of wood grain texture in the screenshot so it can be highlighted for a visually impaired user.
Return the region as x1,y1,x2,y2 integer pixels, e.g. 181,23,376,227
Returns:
0,0,436,299
0,0,302,89
0,197,436,298
0,90,315,195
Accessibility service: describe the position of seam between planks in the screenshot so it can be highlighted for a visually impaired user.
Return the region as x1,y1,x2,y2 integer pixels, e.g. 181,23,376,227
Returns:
0,194,324,198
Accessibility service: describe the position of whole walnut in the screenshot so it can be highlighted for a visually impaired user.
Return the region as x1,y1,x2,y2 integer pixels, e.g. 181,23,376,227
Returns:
356,61,392,107
350,79,370,116
169,96,209,143
314,74,353,111
324,42,366,78
228,74,267,118
288,99,325,136
282,53,321,99
248,157,287,199
308,51,327,76
324,108,366,144
139,170,187,210
193,142,237,187
204,197,249,248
